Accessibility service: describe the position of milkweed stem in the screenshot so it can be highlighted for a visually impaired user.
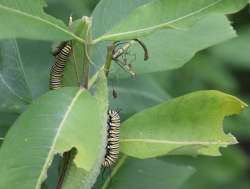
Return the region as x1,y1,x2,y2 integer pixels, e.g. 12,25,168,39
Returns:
82,17,93,89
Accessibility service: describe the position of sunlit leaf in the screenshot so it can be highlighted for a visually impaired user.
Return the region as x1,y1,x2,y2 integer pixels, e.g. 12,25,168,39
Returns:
120,90,247,158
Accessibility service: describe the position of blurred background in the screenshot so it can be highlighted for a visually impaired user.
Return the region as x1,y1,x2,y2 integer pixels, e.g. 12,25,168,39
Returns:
0,1,250,189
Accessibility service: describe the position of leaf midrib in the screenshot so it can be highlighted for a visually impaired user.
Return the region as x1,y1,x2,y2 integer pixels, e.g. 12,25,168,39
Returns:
35,88,83,189
0,4,84,43
120,138,236,145
93,0,223,43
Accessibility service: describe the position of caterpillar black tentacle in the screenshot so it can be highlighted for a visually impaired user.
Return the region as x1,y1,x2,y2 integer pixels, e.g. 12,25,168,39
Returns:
133,38,149,61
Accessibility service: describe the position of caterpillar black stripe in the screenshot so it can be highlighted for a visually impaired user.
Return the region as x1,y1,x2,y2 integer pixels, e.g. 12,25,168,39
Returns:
49,42,72,90
102,110,120,167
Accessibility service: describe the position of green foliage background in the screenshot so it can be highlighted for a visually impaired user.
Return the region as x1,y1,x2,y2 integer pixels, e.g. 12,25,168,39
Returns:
0,0,249,189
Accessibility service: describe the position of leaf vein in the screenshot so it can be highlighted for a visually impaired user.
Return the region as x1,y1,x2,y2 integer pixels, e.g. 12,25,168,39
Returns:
0,4,84,43
93,0,223,43
120,138,235,145
35,88,84,189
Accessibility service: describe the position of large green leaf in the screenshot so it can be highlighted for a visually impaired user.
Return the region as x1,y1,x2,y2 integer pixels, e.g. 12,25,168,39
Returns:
91,14,239,78
109,14,237,77
93,156,195,189
93,0,247,42
0,0,83,42
120,90,247,158
0,87,104,189
0,39,32,113
60,70,108,189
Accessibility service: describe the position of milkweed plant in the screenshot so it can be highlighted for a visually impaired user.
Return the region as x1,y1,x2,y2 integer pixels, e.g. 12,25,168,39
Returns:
0,0,248,189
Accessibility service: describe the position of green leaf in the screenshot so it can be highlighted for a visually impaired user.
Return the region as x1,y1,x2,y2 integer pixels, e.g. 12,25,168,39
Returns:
0,112,18,147
162,53,238,97
109,74,170,117
63,18,87,87
46,0,99,21
93,156,195,189
17,39,53,98
170,147,250,189
91,14,239,78
92,0,151,38
0,39,32,113
159,147,250,189
120,90,247,158
109,14,237,77
210,25,250,68
0,87,104,189
225,99,250,140
93,0,247,42
0,0,83,42
61,71,108,189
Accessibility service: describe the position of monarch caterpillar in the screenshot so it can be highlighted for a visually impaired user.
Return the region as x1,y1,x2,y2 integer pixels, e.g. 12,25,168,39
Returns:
49,42,72,90
102,110,121,167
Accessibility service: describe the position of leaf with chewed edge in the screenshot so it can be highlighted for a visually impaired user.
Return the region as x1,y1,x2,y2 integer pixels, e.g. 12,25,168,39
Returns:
0,87,103,189
61,70,108,189
120,90,247,158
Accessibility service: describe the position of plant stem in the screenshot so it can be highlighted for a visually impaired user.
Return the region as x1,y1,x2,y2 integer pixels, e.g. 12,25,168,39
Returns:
56,152,72,189
101,156,128,189
104,44,114,77
83,49,89,89
82,17,93,89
